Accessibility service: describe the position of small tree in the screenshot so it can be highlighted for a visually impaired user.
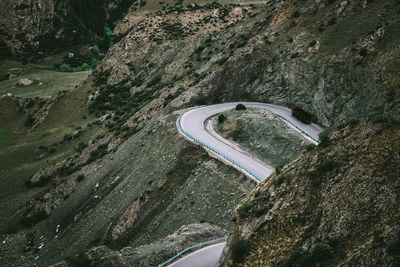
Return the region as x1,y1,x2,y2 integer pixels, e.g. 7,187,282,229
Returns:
79,63,90,71
59,63,72,72
236,103,247,110
291,106,312,124
218,113,226,123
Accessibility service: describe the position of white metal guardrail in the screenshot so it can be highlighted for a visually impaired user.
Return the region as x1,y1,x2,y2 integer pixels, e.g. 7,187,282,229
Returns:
176,117,263,181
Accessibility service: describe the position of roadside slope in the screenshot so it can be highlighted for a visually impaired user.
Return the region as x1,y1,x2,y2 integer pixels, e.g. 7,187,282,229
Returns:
219,122,400,266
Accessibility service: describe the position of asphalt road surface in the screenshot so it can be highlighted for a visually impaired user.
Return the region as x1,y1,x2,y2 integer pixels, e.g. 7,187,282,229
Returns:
168,242,227,267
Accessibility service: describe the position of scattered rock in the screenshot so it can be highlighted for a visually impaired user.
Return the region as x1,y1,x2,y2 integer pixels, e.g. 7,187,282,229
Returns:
17,78,34,86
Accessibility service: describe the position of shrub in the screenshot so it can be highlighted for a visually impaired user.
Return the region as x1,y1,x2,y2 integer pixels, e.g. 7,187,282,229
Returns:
20,210,49,226
79,63,90,71
253,206,267,217
292,11,300,18
291,106,312,124
24,114,35,127
88,144,108,163
274,173,290,186
318,130,331,147
76,174,85,182
59,63,73,72
231,239,251,263
237,202,252,218
236,103,247,110
76,142,87,153
317,159,338,173
218,114,226,123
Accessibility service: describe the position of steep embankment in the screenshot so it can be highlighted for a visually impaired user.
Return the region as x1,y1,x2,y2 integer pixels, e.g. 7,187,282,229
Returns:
220,122,400,266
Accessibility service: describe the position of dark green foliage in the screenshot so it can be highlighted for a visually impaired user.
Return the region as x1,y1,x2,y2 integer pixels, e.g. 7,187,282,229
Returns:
59,164,80,177
283,244,333,267
236,103,247,111
274,173,290,186
76,174,85,182
76,142,88,153
59,63,73,72
66,253,91,267
317,159,338,173
309,40,317,47
318,130,331,147
292,11,300,18
132,76,144,87
148,75,162,87
87,144,108,163
24,114,35,127
237,202,252,218
20,210,49,227
218,114,226,123
231,239,252,263
253,206,267,217
387,238,400,258
291,106,312,124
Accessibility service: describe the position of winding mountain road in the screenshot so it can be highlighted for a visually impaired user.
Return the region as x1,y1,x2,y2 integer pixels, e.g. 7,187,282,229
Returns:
165,102,322,267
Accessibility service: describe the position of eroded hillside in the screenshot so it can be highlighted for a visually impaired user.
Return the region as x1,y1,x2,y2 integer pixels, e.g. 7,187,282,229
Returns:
219,122,400,266
0,0,399,266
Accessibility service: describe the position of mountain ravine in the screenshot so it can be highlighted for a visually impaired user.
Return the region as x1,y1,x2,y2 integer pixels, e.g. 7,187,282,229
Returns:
0,0,399,266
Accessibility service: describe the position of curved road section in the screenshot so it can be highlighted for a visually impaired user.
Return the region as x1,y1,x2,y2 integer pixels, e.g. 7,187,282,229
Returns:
167,102,322,267
177,102,321,181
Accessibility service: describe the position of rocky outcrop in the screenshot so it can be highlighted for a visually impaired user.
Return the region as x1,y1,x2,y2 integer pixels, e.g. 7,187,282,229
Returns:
0,0,132,59
219,122,400,266
95,0,400,129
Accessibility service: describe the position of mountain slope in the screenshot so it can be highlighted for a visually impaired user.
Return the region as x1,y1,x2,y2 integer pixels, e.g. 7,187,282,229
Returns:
219,122,400,266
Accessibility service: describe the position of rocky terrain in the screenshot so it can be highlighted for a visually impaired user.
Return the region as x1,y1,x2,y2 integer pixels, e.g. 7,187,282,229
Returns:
215,108,310,168
0,0,133,59
219,122,400,266
0,0,399,266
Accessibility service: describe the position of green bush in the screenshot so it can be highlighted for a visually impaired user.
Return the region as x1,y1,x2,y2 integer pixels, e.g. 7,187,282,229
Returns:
291,106,312,124
236,103,247,111
237,202,252,218
318,130,331,147
87,144,108,163
79,63,90,71
59,63,73,72
20,210,49,226
24,114,35,127
76,174,85,182
317,159,338,173
231,239,252,263
218,114,226,123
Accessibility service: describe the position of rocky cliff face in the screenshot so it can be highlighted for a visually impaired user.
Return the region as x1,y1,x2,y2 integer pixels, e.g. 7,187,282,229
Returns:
0,0,132,59
219,122,400,266
97,0,400,127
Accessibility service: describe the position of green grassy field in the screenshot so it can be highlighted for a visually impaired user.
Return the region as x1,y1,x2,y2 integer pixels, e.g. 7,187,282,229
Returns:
0,61,101,233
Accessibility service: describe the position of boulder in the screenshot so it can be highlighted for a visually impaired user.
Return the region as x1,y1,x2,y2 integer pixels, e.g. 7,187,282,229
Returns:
17,78,34,86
